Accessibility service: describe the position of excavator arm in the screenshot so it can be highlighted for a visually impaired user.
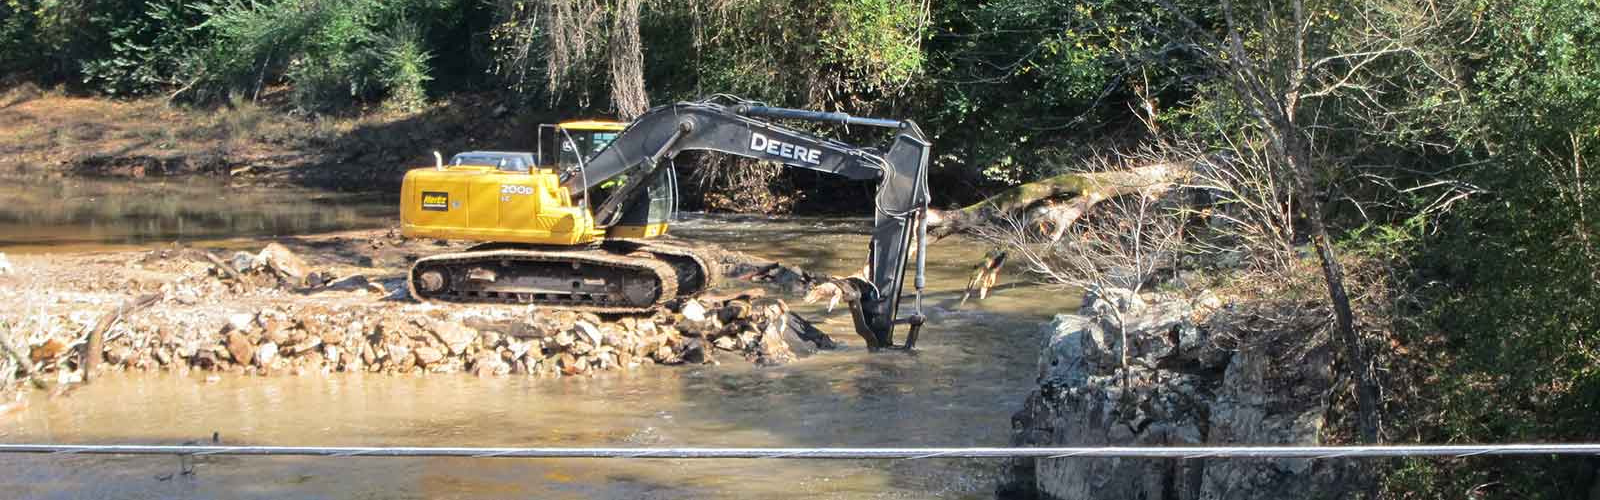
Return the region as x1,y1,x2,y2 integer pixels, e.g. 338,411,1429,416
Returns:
560,98,932,350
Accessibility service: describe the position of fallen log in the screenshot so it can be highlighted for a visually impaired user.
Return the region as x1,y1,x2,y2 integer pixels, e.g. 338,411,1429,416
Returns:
929,161,1194,242
79,293,162,382
930,161,1194,305
192,250,253,292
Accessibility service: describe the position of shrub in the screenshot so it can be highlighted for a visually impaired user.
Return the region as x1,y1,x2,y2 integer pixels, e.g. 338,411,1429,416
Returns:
80,1,208,97
184,0,439,112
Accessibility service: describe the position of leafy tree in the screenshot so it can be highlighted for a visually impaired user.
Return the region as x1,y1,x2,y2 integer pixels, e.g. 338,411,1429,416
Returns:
1401,0,1600,495
183,0,455,111
80,0,208,96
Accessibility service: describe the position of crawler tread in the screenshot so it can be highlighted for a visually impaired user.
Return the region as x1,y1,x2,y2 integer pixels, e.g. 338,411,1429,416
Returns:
407,247,678,313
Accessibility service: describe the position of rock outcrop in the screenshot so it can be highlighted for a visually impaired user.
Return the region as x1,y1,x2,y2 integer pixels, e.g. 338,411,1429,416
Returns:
998,288,1359,499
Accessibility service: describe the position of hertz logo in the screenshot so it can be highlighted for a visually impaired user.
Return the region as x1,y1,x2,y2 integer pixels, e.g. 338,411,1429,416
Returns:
421,191,450,211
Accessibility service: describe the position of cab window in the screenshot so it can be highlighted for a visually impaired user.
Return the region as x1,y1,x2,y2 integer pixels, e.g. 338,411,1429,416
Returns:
591,132,618,155
452,153,528,172
558,130,622,170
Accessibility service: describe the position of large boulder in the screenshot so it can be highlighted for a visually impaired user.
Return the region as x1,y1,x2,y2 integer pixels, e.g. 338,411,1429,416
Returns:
256,243,311,281
414,346,445,366
431,321,478,355
999,289,1353,500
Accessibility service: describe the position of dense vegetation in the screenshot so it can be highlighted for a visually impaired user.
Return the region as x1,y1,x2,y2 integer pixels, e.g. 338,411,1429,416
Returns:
3,0,1597,496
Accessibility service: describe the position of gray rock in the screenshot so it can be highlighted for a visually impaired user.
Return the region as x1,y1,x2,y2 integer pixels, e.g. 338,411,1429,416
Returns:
574,321,603,345
322,274,371,291
256,243,310,280
1003,290,1352,500
230,251,256,272
432,321,477,355
227,313,254,333
384,343,409,362
255,342,278,367
414,346,444,366
681,299,708,323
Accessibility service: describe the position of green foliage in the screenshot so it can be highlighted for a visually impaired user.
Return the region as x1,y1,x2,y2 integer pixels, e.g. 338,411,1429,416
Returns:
1,0,111,80
184,0,449,111
375,24,433,112
922,0,1200,190
0,0,44,75
1342,215,1426,260
1387,0,1600,497
819,0,926,95
187,0,325,105
486,0,548,99
80,1,207,96
647,0,835,107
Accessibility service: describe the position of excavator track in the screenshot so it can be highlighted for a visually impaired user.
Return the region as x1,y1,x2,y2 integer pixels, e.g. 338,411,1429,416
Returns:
408,246,679,313
619,238,722,297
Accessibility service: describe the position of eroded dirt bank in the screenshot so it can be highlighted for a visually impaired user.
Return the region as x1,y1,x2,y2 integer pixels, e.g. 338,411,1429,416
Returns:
0,87,530,190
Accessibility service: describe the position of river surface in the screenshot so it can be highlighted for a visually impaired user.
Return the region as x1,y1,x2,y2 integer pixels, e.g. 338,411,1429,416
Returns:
0,175,393,252
0,179,1075,499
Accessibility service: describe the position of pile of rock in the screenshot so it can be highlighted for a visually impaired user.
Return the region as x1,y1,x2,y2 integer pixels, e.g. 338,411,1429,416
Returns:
10,293,835,383
4,242,846,390
128,243,388,299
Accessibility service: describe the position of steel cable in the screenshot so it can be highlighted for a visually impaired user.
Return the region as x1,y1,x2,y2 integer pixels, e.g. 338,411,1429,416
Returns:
2,444,1599,460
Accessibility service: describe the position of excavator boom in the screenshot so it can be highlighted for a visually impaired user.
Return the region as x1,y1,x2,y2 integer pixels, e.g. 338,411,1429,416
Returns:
566,99,932,350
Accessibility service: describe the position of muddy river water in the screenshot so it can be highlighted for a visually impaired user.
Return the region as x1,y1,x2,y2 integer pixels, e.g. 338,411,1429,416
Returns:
0,178,1077,499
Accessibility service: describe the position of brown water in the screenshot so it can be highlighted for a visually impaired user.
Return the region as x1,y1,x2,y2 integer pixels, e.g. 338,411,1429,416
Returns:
0,175,394,252
0,196,1075,499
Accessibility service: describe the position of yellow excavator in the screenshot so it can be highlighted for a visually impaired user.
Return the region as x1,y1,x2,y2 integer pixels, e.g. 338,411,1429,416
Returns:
399,97,932,350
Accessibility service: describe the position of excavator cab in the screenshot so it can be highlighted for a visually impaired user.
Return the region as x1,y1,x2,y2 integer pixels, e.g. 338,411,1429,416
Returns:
538,120,626,171
538,120,675,239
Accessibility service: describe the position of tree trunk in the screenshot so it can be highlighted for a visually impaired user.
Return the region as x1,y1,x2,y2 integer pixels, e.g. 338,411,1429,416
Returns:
80,293,162,383
608,0,648,119
1286,132,1380,443
929,162,1193,239
1305,201,1380,443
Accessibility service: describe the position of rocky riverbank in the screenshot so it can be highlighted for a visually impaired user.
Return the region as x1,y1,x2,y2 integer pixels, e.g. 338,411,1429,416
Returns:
996,288,1366,499
0,231,840,395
